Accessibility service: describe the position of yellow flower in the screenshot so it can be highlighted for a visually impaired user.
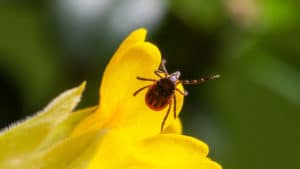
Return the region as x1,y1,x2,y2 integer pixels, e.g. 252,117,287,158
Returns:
0,28,222,169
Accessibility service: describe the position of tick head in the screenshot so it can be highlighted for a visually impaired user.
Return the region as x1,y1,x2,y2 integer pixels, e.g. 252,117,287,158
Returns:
168,71,181,84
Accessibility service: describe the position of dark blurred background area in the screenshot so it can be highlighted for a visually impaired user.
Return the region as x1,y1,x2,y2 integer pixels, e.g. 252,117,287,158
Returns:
1,0,300,169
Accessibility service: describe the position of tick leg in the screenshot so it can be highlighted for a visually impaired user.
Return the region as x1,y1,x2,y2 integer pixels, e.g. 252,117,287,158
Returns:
161,102,172,132
180,74,220,85
160,58,169,74
137,76,156,82
154,70,165,78
175,88,188,96
133,85,150,96
173,95,177,119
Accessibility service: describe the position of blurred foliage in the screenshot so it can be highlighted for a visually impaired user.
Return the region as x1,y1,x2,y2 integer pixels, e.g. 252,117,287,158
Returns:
0,0,300,169
171,0,225,30
0,3,63,117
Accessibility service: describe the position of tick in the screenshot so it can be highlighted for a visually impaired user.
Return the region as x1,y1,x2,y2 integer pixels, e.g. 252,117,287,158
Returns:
133,59,220,132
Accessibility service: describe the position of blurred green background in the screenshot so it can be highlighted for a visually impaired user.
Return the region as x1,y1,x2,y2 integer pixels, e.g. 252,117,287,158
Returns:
1,0,299,168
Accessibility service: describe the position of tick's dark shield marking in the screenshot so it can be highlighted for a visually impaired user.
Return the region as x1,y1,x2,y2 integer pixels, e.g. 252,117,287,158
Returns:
133,59,220,132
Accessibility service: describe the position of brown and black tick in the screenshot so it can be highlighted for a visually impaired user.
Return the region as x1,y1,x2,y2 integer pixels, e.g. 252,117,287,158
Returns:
133,59,220,132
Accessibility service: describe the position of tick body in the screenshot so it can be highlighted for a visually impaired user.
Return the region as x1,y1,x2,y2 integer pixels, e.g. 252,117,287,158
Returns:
146,78,175,111
133,59,220,132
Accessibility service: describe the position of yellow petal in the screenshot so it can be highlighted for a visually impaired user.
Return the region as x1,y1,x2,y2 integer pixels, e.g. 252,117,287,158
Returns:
1,130,103,169
34,130,103,169
136,134,221,169
106,28,147,65
138,134,208,160
73,28,184,137
99,39,161,123
86,131,134,169
0,82,86,161
162,118,182,134
38,106,97,150
100,42,184,137
87,132,220,169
